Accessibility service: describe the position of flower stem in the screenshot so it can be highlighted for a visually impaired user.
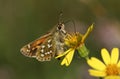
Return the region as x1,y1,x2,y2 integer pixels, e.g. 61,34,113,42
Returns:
77,44,89,58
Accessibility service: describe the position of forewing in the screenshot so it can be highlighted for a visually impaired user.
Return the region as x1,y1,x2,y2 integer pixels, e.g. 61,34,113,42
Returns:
20,33,52,58
35,36,55,61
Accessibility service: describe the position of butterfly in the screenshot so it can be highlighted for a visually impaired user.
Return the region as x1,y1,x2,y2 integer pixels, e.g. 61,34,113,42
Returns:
20,22,67,61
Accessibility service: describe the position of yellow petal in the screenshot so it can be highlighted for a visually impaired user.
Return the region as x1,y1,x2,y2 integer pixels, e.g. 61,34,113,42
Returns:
61,49,75,66
111,48,119,64
105,76,120,79
61,58,69,66
101,48,111,65
88,69,106,77
81,24,93,43
61,58,68,66
87,57,106,71
117,60,120,67
55,48,72,59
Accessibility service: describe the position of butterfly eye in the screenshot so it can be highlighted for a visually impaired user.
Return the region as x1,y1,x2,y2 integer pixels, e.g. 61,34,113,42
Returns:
58,26,61,30
57,24,62,30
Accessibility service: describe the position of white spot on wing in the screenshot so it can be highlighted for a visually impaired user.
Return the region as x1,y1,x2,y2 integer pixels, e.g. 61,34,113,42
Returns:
45,52,47,55
50,50,52,53
41,45,45,48
48,39,51,43
47,44,52,48
47,52,50,54
26,49,30,52
40,49,44,53
27,44,31,49
41,54,44,57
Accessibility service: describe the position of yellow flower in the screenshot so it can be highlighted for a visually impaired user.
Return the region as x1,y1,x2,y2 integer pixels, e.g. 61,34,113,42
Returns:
56,24,93,66
87,48,120,79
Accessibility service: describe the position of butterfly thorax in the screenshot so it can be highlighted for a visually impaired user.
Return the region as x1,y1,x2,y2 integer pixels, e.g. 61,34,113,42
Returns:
53,28,66,56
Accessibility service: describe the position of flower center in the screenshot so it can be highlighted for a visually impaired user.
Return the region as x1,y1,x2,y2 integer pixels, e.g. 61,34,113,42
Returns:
65,33,82,48
106,64,120,76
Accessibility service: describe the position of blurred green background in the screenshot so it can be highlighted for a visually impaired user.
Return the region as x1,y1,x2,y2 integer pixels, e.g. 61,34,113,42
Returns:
0,0,120,79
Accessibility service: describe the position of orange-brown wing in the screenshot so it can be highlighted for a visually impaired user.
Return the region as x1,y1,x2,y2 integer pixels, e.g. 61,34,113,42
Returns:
33,33,55,61
20,32,52,58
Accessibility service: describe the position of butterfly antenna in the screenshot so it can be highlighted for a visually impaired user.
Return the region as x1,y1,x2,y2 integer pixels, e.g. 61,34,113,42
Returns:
58,11,63,24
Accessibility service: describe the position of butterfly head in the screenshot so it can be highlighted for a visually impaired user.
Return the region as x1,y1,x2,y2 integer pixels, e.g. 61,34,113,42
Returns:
56,22,67,35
